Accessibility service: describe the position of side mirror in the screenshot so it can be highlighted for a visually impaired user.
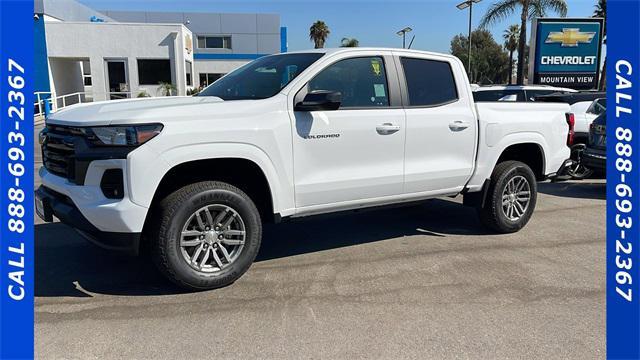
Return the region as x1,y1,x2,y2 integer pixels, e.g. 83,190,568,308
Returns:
295,90,341,111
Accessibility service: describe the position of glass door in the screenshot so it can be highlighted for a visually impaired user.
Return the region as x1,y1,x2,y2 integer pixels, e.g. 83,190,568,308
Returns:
106,60,129,100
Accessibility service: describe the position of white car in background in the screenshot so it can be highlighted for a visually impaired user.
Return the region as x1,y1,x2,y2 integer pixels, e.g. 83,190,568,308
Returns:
571,98,606,143
473,85,578,102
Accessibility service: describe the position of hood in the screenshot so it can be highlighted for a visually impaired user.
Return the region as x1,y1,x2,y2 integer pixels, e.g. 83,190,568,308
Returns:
46,96,226,126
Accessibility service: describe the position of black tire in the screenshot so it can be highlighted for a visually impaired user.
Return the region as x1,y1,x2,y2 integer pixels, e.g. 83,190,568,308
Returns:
149,181,262,290
477,161,537,233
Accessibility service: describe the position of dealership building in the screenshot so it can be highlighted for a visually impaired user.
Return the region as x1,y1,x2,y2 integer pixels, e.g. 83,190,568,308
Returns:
34,0,286,111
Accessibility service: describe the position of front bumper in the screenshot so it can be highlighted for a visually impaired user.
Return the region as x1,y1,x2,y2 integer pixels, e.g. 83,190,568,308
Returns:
39,164,148,233
36,186,141,255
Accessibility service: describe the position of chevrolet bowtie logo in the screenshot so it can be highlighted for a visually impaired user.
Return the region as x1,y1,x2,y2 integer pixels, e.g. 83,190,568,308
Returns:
545,28,596,47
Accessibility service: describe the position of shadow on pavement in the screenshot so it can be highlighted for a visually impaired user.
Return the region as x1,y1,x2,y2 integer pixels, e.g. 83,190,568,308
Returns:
538,180,606,200
256,198,486,262
35,223,181,298
36,198,487,298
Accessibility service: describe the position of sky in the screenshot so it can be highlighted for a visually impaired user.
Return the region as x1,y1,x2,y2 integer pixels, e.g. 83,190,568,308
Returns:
78,0,600,54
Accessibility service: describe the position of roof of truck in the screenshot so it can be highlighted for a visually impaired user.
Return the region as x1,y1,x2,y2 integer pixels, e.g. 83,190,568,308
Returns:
282,47,459,60
474,85,579,92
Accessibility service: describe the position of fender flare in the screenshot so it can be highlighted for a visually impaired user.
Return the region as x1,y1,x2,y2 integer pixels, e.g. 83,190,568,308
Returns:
468,132,549,189
129,142,292,215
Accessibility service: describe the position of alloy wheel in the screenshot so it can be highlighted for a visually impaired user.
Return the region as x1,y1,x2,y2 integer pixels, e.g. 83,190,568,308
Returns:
179,204,246,273
501,175,531,221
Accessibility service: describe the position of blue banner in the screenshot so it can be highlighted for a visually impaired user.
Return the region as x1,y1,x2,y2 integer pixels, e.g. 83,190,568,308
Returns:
607,0,640,359
0,0,34,358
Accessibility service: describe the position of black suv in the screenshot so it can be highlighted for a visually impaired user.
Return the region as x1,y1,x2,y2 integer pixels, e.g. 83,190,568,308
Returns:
582,112,606,173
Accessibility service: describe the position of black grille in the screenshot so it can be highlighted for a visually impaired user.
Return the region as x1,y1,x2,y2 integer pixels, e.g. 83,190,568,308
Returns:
42,125,83,180
42,125,136,185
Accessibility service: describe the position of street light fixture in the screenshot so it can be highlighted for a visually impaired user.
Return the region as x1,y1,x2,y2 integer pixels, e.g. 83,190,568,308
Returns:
456,0,481,77
396,27,413,49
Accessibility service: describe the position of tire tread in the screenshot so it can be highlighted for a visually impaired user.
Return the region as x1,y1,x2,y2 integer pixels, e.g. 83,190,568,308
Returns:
477,160,537,233
149,181,261,290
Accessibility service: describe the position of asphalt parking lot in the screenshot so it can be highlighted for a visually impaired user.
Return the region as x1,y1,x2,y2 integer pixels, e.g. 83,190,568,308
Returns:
34,125,605,359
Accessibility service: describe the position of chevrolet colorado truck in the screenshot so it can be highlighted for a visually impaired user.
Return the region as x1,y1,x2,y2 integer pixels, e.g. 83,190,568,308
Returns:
36,48,572,290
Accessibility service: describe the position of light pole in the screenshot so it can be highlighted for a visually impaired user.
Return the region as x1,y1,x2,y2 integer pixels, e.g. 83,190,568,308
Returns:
456,0,481,78
396,27,413,49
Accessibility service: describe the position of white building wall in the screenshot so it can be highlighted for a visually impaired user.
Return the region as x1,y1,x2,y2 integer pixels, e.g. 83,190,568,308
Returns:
194,60,249,83
100,11,282,89
48,58,85,105
44,22,192,101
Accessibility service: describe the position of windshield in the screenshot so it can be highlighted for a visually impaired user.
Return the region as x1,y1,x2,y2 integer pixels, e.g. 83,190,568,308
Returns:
198,53,324,100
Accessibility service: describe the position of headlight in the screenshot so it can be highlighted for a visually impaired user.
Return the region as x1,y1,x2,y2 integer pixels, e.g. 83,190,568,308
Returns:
84,124,163,146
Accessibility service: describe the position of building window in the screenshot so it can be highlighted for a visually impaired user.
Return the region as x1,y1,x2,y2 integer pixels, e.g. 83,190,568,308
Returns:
185,61,193,86
137,59,172,85
81,60,92,86
199,73,224,87
197,36,232,49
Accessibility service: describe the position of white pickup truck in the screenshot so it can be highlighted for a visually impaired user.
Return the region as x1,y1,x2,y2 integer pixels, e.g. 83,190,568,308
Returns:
37,48,572,290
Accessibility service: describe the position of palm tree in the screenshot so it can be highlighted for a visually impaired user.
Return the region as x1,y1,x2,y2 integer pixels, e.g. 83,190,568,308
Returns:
158,81,177,96
593,0,606,31
340,37,360,47
503,24,520,84
594,0,606,90
309,21,330,49
480,0,568,85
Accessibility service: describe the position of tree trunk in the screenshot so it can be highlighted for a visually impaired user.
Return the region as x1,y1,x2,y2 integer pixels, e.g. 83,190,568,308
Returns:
516,1,529,85
509,50,514,84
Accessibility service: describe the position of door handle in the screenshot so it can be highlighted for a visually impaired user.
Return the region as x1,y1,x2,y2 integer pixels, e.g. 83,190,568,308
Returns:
376,123,400,135
449,120,470,131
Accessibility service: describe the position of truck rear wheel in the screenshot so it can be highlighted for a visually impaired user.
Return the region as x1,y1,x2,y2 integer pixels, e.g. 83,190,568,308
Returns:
150,181,262,290
477,161,537,233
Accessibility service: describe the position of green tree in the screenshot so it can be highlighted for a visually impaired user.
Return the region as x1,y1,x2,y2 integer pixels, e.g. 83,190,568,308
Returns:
340,37,360,47
451,29,510,84
503,24,520,84
593,0,606,90
480,0,568,85
309,21,330,49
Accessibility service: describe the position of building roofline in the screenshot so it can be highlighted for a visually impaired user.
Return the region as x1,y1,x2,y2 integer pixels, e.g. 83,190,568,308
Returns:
283,47,459,59
45,20,191,30
99,10,280,16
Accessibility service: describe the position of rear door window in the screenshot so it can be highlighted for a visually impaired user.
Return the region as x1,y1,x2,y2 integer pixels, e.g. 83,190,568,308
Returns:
400,57,458,107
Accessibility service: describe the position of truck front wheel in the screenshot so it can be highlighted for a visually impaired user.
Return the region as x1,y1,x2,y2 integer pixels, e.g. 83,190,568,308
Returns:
150,181,262,290
477,161,537,233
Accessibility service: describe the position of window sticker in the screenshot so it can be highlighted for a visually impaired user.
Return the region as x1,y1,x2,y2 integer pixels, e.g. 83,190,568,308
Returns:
371,59,382,76
374,83,386,97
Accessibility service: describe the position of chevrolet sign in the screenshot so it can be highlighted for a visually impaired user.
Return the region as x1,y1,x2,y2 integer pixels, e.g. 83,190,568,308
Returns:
529,18,604,90
540,56,597,65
